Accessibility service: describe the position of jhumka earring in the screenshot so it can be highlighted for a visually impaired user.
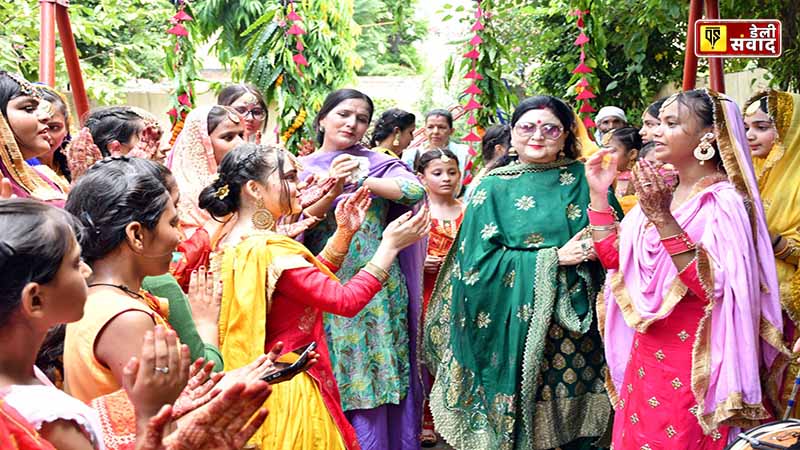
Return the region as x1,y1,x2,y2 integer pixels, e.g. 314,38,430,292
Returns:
693,132,716,165
508,147,520,164
252,197,275,230
392,133,401,147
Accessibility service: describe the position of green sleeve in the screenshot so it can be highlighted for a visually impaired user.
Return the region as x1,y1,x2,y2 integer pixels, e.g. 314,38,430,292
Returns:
142,274,224,371
608,187,624,220
394,178,426,205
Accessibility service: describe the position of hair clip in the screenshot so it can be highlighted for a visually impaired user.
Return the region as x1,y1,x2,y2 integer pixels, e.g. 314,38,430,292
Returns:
215,184,230,200
0,241,16,259
659,93,680,115
440,153,451,163
81,212,102,236
211,173,220,183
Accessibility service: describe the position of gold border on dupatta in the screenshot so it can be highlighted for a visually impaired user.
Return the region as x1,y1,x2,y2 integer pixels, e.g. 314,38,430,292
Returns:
690,246,773,433
0,112,64,201
608,272,688,332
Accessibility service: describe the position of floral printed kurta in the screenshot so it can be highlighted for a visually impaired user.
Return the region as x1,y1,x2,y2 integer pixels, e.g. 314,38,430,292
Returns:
305,180,425,410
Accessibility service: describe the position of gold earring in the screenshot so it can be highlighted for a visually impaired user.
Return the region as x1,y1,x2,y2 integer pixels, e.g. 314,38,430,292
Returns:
392,132,401,147
693,132,716,165
252,197,275,230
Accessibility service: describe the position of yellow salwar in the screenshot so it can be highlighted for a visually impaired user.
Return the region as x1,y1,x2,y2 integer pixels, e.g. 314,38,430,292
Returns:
745,89,800,415
260,362,345,450
218,232,343,450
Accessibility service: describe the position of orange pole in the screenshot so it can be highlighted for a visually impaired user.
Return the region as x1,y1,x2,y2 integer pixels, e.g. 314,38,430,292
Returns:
55,1,90,123
704,0,725,93
39,0,56,86
682,0,703,91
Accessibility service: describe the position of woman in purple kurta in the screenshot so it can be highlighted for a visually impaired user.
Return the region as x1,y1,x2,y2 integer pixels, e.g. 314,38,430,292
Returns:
300,89,426,450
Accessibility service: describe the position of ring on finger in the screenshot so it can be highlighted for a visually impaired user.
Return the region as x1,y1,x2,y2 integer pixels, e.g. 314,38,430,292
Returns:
154,366,170,374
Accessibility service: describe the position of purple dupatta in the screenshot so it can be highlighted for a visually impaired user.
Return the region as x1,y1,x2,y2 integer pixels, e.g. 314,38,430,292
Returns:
299,144,426,450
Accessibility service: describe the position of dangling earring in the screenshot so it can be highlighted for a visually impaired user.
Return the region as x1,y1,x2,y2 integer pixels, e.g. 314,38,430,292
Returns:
252,197,275,230
508,147,519,164
392,132,401,147
558,149,566,159
693,132,716,165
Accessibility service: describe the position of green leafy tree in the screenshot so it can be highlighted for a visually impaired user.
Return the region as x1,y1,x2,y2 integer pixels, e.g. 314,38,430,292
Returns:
0,0,173,104
242,0,362,153
720,0,800,91
353,0,428,75
442,0,797,126
191,0,266,65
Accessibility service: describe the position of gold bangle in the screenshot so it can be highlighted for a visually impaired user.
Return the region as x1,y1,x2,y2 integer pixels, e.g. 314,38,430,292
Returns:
774,242,791,259
587,205,614,214
320,241,347,267
363,262,390,285
590,224,617,232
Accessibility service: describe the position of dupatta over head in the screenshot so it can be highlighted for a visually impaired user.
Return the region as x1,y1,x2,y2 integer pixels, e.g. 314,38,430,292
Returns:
600,90,787,434
744,89,800,323
166,106,217,236
0,81,66,202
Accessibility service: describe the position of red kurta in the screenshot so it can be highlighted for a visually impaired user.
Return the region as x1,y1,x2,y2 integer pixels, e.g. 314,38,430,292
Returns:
0,397,56,450
595,233,731,449
269,258,383,450
422,213,464,317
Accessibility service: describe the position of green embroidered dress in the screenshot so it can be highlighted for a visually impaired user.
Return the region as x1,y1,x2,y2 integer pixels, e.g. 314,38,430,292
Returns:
423,160,618,450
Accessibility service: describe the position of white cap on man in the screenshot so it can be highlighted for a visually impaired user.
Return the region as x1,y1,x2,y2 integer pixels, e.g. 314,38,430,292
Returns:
595,106,627,124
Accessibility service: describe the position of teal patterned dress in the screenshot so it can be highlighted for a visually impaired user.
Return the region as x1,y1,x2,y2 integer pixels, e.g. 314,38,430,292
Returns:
305,180,425,410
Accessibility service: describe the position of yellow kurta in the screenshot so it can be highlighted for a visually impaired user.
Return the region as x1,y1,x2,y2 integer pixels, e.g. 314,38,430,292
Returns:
747,90,800,416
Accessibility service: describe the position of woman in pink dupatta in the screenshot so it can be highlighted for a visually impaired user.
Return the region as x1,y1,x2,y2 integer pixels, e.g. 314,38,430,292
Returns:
586,89,786,449
166,105,245,240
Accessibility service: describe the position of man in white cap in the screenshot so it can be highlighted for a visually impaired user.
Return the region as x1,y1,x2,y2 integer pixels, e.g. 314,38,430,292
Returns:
594,106,628,142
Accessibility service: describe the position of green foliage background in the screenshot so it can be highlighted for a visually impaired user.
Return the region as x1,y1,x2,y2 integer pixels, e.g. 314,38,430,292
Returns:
0,0,173,104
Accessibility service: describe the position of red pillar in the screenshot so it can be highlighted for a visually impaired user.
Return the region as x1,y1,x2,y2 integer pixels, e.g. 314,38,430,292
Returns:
704,0,725,93
39,0,56,86
55,1,90,124
682,0,702,91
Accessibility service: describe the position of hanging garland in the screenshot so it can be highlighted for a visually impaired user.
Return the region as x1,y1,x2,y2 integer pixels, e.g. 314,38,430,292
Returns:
242,0,361,154
441,0,517,185
571,9,597,133
165,0,200,145
286,1,309,74
279,0,308,144
458,1,486,186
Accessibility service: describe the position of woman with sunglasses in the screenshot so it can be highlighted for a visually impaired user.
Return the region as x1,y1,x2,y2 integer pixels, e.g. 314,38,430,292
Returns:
423,95,620,450
218,84,268,144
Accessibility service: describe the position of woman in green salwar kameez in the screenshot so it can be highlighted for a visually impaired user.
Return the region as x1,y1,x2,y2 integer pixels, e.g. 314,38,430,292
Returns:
423,96,620,450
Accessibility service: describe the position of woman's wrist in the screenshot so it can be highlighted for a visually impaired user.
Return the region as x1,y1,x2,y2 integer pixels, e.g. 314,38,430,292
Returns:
589,192,611,212
195,323,219,347
370,241,398,271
